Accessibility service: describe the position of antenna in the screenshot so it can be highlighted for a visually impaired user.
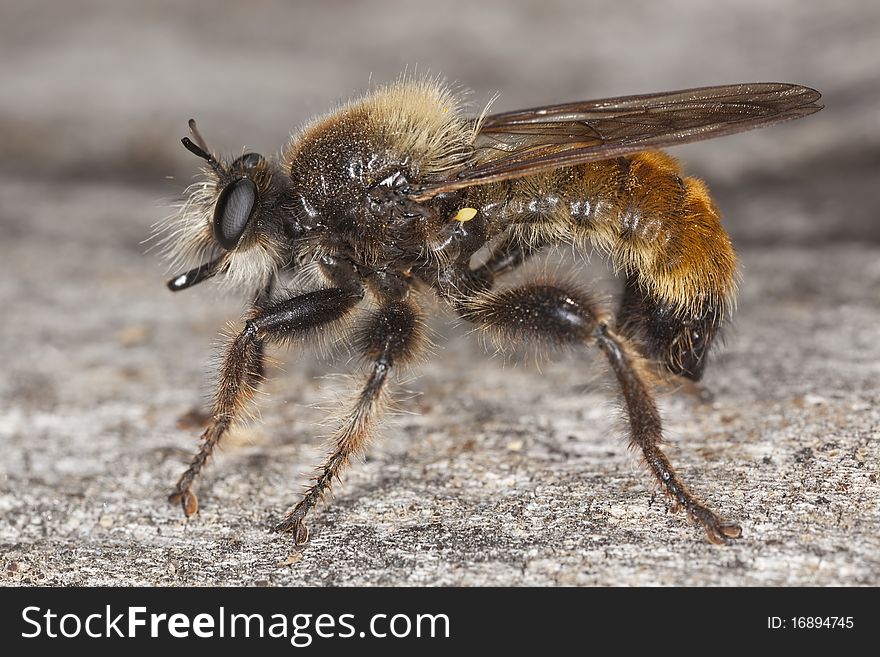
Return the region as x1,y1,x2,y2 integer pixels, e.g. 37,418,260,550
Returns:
181,118,226,179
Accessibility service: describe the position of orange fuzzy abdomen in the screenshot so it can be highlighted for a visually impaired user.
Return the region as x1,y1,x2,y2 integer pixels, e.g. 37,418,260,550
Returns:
468,150,738,316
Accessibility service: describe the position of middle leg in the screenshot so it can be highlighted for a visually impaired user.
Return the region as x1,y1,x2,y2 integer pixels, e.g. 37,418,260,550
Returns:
274,298,424,544
169,286,364,517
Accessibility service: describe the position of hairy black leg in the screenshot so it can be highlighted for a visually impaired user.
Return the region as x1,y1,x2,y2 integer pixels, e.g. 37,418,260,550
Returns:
474,231,547,278
169,287,363,517
247,276,276,384
275,299,423,544
618,274,724,380
460,280,741,544
594,324,741,543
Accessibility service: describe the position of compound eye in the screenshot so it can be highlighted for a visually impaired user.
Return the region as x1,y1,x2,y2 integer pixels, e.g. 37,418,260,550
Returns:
232,152,265,169
213,178,257,250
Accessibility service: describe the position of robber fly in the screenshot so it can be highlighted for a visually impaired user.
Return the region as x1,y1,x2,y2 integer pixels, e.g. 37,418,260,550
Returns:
157,76,821,544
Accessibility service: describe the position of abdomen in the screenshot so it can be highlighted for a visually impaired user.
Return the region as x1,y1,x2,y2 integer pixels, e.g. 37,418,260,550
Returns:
465,151,737,379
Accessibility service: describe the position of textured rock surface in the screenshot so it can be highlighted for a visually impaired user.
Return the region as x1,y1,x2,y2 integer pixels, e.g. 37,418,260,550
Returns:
1,0,878,586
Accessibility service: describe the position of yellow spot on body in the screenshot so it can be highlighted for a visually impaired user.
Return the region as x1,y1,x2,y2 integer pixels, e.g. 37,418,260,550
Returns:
452,207,477,222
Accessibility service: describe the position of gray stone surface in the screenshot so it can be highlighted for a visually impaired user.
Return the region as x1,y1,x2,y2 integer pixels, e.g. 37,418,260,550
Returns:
1,0,878,586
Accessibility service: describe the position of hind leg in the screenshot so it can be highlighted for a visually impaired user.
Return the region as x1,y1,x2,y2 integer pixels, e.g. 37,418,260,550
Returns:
459,278,741,544
618,274,724,381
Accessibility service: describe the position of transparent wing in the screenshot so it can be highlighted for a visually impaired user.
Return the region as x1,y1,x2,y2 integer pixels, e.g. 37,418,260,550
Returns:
411,83,822,200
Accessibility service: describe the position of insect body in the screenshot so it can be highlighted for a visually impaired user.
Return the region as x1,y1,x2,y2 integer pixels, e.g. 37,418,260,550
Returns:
159,77,821,544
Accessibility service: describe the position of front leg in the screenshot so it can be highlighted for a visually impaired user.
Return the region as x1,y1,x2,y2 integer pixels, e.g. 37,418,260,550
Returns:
169,287,363,517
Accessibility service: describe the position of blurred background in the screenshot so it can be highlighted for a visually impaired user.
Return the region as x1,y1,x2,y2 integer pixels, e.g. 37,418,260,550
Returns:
2,0,879,242
1,0,878,585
